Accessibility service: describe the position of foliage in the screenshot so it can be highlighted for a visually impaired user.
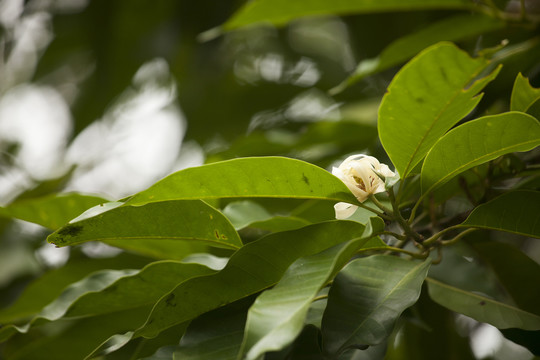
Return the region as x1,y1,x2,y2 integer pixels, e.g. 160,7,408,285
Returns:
1,0,539,359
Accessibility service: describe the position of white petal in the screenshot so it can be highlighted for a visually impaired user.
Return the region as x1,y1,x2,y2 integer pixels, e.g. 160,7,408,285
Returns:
334,202,358,219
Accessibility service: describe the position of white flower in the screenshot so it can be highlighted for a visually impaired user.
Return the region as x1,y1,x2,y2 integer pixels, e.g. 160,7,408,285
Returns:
332,154,395,219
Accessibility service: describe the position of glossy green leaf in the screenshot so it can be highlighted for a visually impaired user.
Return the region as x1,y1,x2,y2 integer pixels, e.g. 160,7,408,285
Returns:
322,256,431,355
47,200,242,258
0,193,107,230
332,14,504,93
421,112,540,194
472,241,540,315
378,42,500,178
462,190,540,239
220,0,474,31
427,277,540,330
135,221,366,338
239,218,383,359
510,73,540,112
126,157,357,206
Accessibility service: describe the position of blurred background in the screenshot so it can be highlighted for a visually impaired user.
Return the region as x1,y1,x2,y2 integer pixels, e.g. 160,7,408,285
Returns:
0,0,539,358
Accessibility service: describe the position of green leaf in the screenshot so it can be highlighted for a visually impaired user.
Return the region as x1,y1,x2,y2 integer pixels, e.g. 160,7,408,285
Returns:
0,193,107,230
322,256,431,355
421,112,540,194
472,241,540,315
220,0,475,31
47,200,243,258
426,277,540,330
462,190,540,238
135,221,366,338
378,42,501,178
222,200,311,232
332,14,504,93
0,261,214,343
0,254,149,324
126,157,357,206
510,73,540,112
173,298,253,360
238,218,382,359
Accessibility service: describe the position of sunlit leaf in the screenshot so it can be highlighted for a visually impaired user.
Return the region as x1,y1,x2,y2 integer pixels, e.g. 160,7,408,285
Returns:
510,73,540,113
135,221,366,338
462,190,540,238
126,157,357,206
378,42,500,178
426,278,540,330
322,256,430,355
0,193,107,230
421,112,540,194
220,0,475,31
239,217,383,359
332,14,504,93
47,200,242,258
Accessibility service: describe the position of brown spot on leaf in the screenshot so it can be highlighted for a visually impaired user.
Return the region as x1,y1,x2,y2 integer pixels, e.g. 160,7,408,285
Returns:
165,293,176,307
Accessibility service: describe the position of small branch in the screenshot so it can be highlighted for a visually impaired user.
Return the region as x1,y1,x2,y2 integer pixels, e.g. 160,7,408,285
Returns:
440,228,478,246
356,246,428,259
312,294,329,302
356,201,393,221
381,231,407,241
423,224,464,247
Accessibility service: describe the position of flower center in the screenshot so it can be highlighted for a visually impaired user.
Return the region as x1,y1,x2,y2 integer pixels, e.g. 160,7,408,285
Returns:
353,175,366,191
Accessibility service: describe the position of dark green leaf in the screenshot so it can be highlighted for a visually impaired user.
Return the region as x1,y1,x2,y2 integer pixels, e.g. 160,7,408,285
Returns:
421,112,540,193
322,256,430,355
332,14,504,93
462,190,540,238
472,241,540,315
126,157,357,206
426,277,540,330
378,42,500,178
239,218,382,359
47,200,242,258
135,221,366,338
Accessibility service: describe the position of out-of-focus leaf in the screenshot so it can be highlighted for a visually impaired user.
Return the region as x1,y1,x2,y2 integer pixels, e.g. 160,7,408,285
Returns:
385,292,476,360
472,241,540,314
426,278,540,330
222,200,311,232
207,122,378,165
0,254,149,324
500,329,540,356
378,42,500,178
239,217,382,359
332,14,504,93
219,0,475,31
0,193,107,230
126,157,357,206
47,200,242,258
3,307,152,360
0,262,214,342
510,73,540,112
322,256,431,356
462,190,540,238
421,113,540,194
135,221,366,338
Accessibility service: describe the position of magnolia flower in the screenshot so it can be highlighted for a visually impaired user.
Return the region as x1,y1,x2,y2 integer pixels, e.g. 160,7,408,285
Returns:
332,154,395,219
